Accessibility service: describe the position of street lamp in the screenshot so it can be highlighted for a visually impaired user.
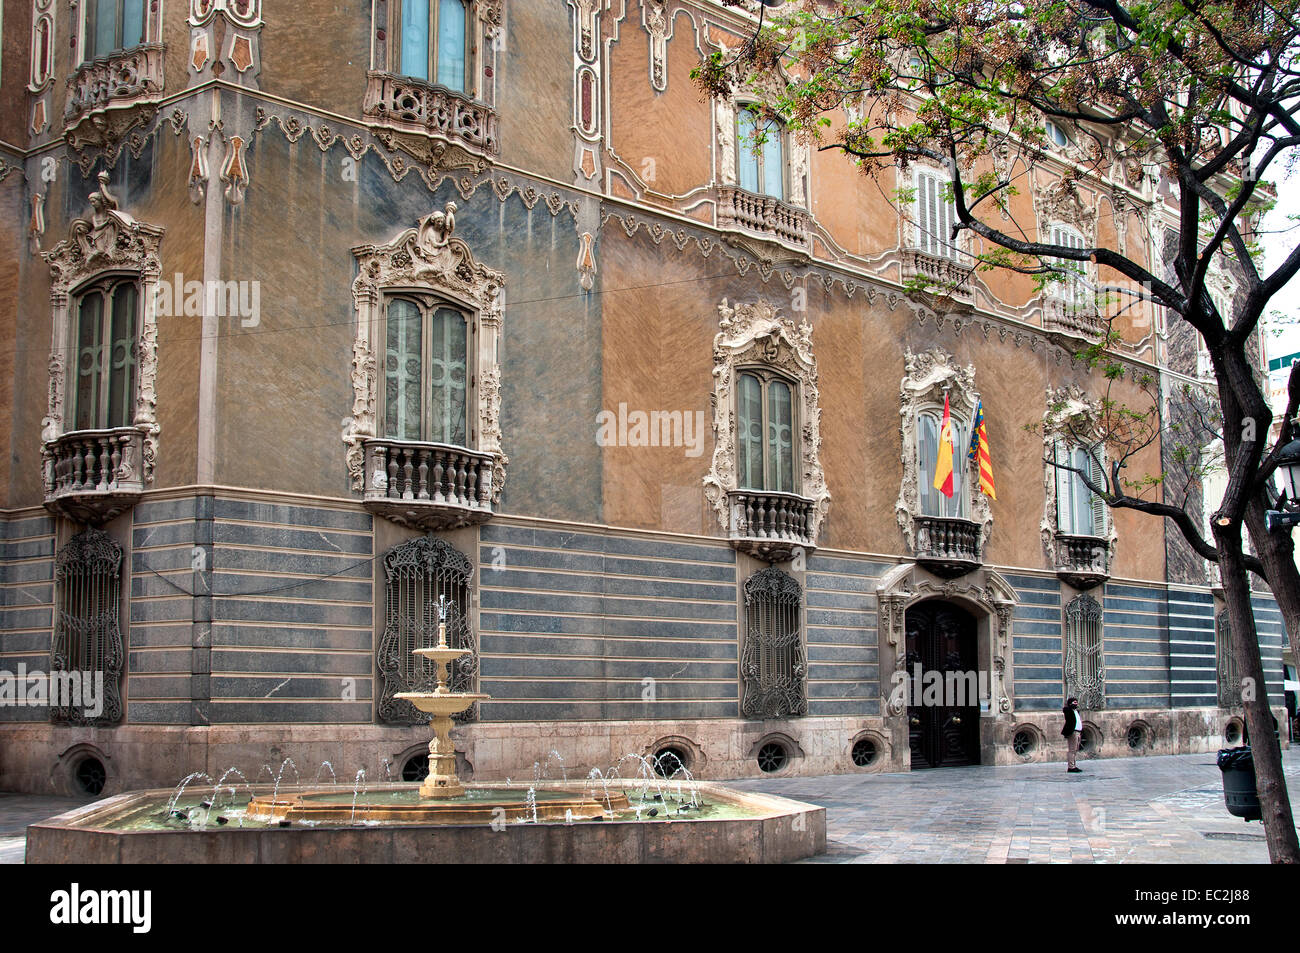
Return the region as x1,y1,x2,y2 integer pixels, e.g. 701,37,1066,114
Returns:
1265,435,1300,532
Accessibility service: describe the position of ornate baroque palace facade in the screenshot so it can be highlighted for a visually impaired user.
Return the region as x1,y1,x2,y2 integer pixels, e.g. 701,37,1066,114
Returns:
0,0,1290,795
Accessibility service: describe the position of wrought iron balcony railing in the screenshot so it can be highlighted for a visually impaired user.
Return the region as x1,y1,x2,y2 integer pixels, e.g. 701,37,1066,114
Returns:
362,71,499,158
1054,533,1112,589
902,250,972,302
912,515,984,577
363,438,496,530
43,427,146,525
726,489,816,562
716,186,812,252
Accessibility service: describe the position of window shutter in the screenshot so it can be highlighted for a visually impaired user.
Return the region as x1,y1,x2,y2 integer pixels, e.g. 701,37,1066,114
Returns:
1088,451,1106,536
1055,440,1073,532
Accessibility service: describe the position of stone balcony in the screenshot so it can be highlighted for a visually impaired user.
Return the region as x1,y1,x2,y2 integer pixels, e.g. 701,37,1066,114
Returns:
1043,295,1106,340
43,428,146,525
64,44,165,151
726,489,816,562
1054,533,1112,589
912,515,984,577
716,186,812,255
363,438,496,531
902,249,972,303
362,71,499,168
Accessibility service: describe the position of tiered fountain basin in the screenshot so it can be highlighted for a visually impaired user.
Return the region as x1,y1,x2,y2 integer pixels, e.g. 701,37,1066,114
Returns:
25,780,825,864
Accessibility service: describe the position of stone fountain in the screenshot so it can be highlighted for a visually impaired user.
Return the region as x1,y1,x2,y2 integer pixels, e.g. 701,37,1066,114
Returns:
395,596,489,799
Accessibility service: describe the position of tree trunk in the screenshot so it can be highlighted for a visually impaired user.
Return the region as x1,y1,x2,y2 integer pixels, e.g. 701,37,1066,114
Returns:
1215,522,1300,862
1245,495,1300,674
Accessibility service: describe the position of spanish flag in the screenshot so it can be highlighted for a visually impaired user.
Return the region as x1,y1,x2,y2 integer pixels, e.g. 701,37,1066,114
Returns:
932,394,955,498
967,399,997,500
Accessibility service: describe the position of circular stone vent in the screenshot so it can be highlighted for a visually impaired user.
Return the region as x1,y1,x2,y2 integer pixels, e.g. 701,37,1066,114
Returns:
1079,725,1101,754
74,756,106,796
401,753,429,782
1224,720,1243,745
757,742,788,773
652,746,689,778
1127,724,1149,751
851,737,878,767
1012,728,1038,758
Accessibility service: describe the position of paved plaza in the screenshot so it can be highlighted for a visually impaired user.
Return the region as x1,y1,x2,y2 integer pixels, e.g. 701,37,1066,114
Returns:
0,751,1296,863
734,750,1300,863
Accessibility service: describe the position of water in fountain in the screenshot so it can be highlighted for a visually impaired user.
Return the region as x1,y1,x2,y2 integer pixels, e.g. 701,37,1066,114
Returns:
271,758,299,803
164,772,214,819
315,761,336,785
350,769,367,824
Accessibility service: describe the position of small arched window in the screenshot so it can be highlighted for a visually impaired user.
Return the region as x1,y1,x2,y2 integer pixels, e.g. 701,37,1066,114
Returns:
377,535,478,724
1216,611,1240,708
71,277,139,432
917,408,969,518
86,0,146,60
736,370,796,493
1064,592,1105,710
740,566,806,719
393,0,471,93
383,297,469,446
736,106,786,201
51,528,125,726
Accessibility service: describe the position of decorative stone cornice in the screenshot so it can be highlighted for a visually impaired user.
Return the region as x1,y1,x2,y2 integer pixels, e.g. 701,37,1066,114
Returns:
346,203,508,501
703,297,830,558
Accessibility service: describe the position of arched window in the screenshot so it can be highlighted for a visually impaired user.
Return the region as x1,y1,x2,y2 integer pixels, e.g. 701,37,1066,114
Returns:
71,277,139,432
1054,440,1105,537
377,535,478,724
736,370,796,494
736,106,786,201
1064,592,1105,710
85,0,146,60
383,297,469,446
740,567,806,718
1216,611,1240,708
392,0,471,92
51,528,124,726
917,408,969,518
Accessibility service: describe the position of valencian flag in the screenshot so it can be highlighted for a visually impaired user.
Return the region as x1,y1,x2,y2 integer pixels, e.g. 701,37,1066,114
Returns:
967,399,997,500
932,394,955,498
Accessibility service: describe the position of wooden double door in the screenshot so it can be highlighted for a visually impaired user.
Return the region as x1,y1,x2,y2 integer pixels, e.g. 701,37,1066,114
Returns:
905,601,981,769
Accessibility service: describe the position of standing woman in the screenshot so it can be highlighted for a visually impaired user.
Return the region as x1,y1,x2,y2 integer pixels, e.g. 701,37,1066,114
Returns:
1061,696,1083,773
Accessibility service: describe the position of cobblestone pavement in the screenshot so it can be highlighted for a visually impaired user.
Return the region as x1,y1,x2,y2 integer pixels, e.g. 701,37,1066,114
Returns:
732,751,1300,863
1,752,1296,863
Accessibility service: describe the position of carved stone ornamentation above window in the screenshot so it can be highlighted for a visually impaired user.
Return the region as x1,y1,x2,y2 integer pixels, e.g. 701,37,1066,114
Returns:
1041,386,1116,588
703,298,830,562
896,348,992,576
41,173,163,525
364,0,503,174
346,203,507,530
